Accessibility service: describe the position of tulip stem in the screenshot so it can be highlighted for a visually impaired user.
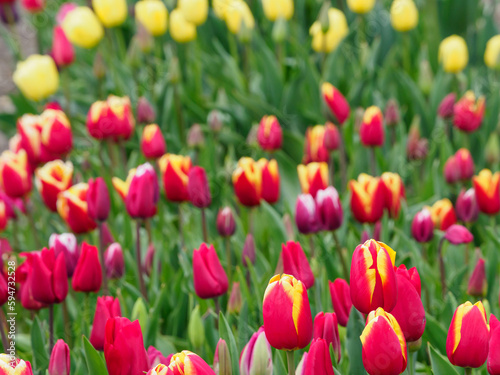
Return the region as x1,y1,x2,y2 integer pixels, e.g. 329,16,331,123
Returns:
286,350,295,375
408,350,416,375
490,215,497,235
201,208,208,243
309,235,315,258
225,237,232,284
23,197,40,248
464,368,472,375
438,237,447,298
49,305,54,353
98,222,109,295
178,205,185,251
339,128,347,191
370,147,377,176
136,220,148,301
62,300,72,346
333,232,349,280
248,208,254,235
173,83,185,145
0,309,8,352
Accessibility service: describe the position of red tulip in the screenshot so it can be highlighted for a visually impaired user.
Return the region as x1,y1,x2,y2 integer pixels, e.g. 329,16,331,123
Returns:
381,172,405,218
360,106,384,147
232,157,262,207
257,158,280,204
87,96,135,141
216,207,236,237
0,190,25,219
324,122,340,151
411,208,434,243
329,278,352,327
49,339,70,375
297,162,329,198
16,114,42,166
51,26,74,68
321,82,350,125
0,150,32,198
467,258,486,297
158,154,192,202
429,199,457,230
87,177,110,222
0,262,8,306
473,169,500,215
281,241,314,289
29,247,68,305
39,109,73,156
316,186,343,231
104,243,125,280
35,160,73,212
297,338,335,375
488,314,500,375
57,183,97,234
72,242,102,293
406,124,428,161
141,124,166,159
349,174,385,224
193,243,228,299
438,93,456,119
456,188,478,223
257,115,282,152
21,0,44,12
90,296,122,351
17,257,45,311
0,201,7,233
295,194,320,234
444,224,473,245
303,125,330,164
444,149,474,184
148,351,215,375
188,166,211,208
49,233,79,277
313,312,341,363
453,91,485,133
137,97,156,124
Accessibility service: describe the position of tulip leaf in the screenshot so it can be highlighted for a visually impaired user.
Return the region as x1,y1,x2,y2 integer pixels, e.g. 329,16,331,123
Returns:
422,314,448,355
427,342,459,375
346,309,367,375
82,336,109,374
30,316,49,371
219,312,240,375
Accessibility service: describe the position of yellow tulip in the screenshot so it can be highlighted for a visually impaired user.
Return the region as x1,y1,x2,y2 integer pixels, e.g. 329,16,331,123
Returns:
135,0,168,36
178,0,208,26
92,0,127,27
169,8,197,43
262,0,293,21
439,35,468,73
225,0,254,35
213,0,231,19
347,0,375,14
390,0,418,32
13,54,59,101
61,7,104,48
310,8,348,53
485,35,500,69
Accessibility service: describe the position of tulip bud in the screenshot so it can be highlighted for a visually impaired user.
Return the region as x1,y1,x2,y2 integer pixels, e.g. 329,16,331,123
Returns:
390,0,418,32
147,346,171,368
485,35,500,69
446,301,489,368
242,234,256,267
208,110,225,132
444,224,473,245
303,125,330,164
87,177,110,222
214,339,232,375
187,124,205,148
263,274,313,350
217,207,236,237
347,0,375,14
272,17,287,43
49,233,79,278
381,172,405,218
411,208,434,243
225,1,254,36
280,241,314,289
90,296,121,351
438,93,456,119
137,97,156,124
92,0,127,28
87,96,135,141
104,243,124,279
257,159,280,204
135,0,168,36
486,132,500,165
295,194,320,234
384,99,400,126
62,7,104,48
349,174,385,224
350,240,397,314
131,297,148,334
228,282,242,314
257,115,282,152
188,166,211,208
361,308,407,375
13,54,59,102
51,27,74,68
261,0,293,21
49,339,70,375
310,8,349,54
313,313,340,363
35,160,73,212
240,326,273,375
429,198,457,230
473,169,500,215
188,305,205,348
407,123,428,160
29,247,68,305
324,122,340,151
178,0,208,26
321,83,350,125
467,257,487,297
439,35,468,73
445,149,474,185
232,157,262,206
328,279,352,327
158,154,192,202
193,243,228,299
456,188,478,223
297,162,329,198
72,242,102,293
141,124,166,159
453,91,485,133
0,150,32,199
21,0,44,12
360,106,384,147
488,314,500,375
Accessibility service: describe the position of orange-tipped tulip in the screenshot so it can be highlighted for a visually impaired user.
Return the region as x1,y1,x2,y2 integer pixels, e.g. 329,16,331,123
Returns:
361,308,407,375
360,106,384,147
429,198,457,230
297,162,328,198
350,240,397,314
87,96,135,141
0,150,32,198
35,160,73,212
262,274,313,350
453,91,485,133
349,173,385,223
473,169,500,215
57,183,97,234
381,172,405,218
141,124,166,159
158,154,192,202
232,157,262,207
303,125,330,164
446,301,489,368
257,115,282,152
257,158,280,204
321,82,350,125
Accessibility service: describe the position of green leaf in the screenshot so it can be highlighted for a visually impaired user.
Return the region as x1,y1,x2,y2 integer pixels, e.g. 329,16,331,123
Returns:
423,314,449,355
82,336,108,374
219,312,240,375
427,342,459,375
346,309,367,375
30,317,49,371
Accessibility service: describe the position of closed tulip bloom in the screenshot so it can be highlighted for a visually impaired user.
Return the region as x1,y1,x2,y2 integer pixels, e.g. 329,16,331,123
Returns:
225,0,254,35
349,174,385,224
310,8,349,53
87,177,110,222
178,0,208,25
303,125,330,164
281,241,314,289
21,0,44,12
350,240,397,314
299,338,336,375
213,339,231,375
135,0,168,36
104,243,125,279
212,0,231,19
473,169,500,215
240,326,273,375
444,224,473,245
40,109,73,156
49,339,70,375
228,282,242,314
453,91,485,133
360,106,384,147
329,279,352,327
381,172,405,218
316,187,343,231
158,154,192,202
56,3,77,24
485,35,500,69
263,274,313,350
193,243,228,299
257,115,282,152
16,115,42,166
313,312,341,363
242,234,256,266
51,26,74,67
257,159,280,204
137,97,156,124
49,233,79,277
170,8,197,43
438,93,456,119
324,123,340,151
187,124,205,148
411,208,434,243
30,247,68,304
322,83,350,125
35,160,73,212
13,54,59,101
104,317,149,375
57,183,97,234
62,7,104,48
390,0,418,32
18,257,46,311
384,99,400,127
429,199,457,230
488,314,500,374
90,296,121,351
456,188,478,223
262,0,293,21
446,301,489,368
217,207,236,237
232,157,262,206
87,96,135,141
297,162,329,198
141,124,166,159
72,242,102,293
361,308,407,375
92,0,127,27
467,258,487,297
0,355,33,374
406,124,428,160
295,194,320,234
439,35,468,73
188,166,211,208
347,0,375,13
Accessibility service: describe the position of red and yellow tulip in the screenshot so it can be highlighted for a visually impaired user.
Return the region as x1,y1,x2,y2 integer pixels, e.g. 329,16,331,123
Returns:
349,173,385,223
360,106,384,147
0,354,33,375
303,125,330,164
257,115,282,152
0,150,32,198
35,160,73,212
232,157,262,207
297,162,328,198
147,351,215,374
257,158,280,204
321,82,350,125
159,154,192,203
381,172,405,218
141,124,166,160
86,96,135,141
453,91,485,133
57,182,97,234
39,108,72,156
428,198,457,230
473,169,500,215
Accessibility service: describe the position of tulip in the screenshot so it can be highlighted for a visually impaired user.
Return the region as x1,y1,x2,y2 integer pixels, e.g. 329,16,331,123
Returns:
485,35,500,69
0,355,33,374
257,115,282,152
141,124,166,159
0,202,6,232
444,224,473,245
51,26,74,68
242,234,256,266
18,257,45,311
261,0,293,21
406,124,428,160
324,122,340,151
72,242,102,293
57,183,97,234
429,198,457,230
193,243,228,299
360,106,384,147
473,169,500,215
0,150,32,198
178,0,208,25
39,109,73,156
29,248,68,304
467,258,487,297
446,301,489,368
214,339,231,375
62,7,104,48
56,3,77,24
311,9,349,54
137,97,156,124
112,163,159,218
158,154,192,202
315,187,342,232
411,208,434,243
13,54,59,101
257,159,280,204
297,338,335,375
92,0,127,27
381,172,405,218
350,240,397,314
90,296,121,351
104,243,125,280
225,0,254,35
0,191,24,221
228,282,242,314
444,149,474,184
240,326,273,375
135,0,168,36
87,177,110,222
456,188,478,223
390,0,418,32
347,0,375,14
329,279,352,327
438,93,456,119
212,0,231,19
297,162,329,198
87,96,135,141
313,313,340,363
21,0,44,12
488,314,500,374
35,160,73,212
170,8,197,43
303,125,330,164
16,114,42,166
147,346,171,368
49,339,70,375
295,194,320,234
104,317,149,375
49,233,79,277
349,174,385,223
453,91,485,133
263,274,313,350
361,308,407,375
439,35,468,73
280,241,314,289
216,207,236,237
384,99,400,126
232,157,262,206
153,351,215,374
188,166,211,208
321,83,350,125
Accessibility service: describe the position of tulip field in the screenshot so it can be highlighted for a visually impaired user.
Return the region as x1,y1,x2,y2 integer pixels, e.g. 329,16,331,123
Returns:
2,0,500,373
